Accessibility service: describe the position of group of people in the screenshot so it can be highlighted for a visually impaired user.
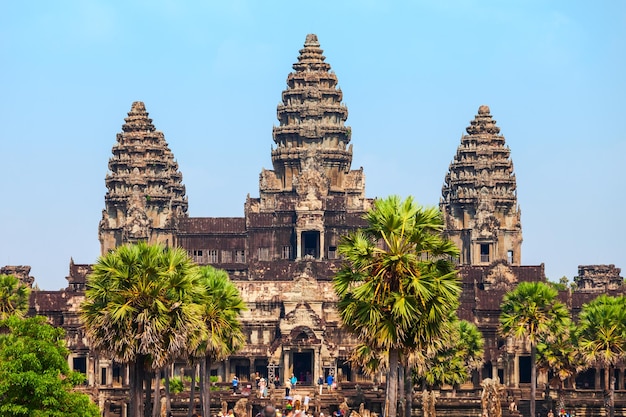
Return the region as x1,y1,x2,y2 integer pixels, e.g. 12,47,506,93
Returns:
256,404,340,417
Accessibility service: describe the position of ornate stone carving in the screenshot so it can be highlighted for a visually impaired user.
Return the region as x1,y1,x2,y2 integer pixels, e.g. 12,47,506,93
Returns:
99,101,188,253
441,105,522,265
484,262,517,291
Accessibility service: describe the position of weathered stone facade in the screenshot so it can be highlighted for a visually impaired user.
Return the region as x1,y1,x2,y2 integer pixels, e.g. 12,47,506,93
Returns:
98,101,188,254
3,34,624,417
441,105,522,266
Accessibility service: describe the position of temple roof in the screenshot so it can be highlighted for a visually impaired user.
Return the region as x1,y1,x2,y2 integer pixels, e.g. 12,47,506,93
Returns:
271,34,352,175
441,105,517,209
103,101,188,213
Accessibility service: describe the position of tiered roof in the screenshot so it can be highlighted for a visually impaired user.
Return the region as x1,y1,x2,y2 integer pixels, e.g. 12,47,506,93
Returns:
271,34,352,177
104,101,187,211
441,105,517,210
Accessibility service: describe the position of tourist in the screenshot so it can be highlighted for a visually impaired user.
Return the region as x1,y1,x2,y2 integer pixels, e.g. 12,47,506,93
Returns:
259,377,268,398
285,378,292,396
548,410,555,417
303,394,311,411
317,376,324,395
232,376,239,394
326,374,334,392
290,374,298,388
263,405,277,417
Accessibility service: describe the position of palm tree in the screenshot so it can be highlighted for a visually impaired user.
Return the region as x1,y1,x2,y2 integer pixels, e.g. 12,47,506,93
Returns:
412,318,484,417
194,265,246,417
334,195,461,417
576,295,626,417
80,242,206,417
0,274,30,320
537,322,585,413
499,282,570,417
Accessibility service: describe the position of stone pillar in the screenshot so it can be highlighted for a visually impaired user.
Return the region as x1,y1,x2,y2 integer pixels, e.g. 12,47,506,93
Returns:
88,356,95,386
296,230,302,260
513,354,520,388
619,369,624,390
315,348,321,384
283,349,291,379
595,367,601,389
319,231,325,260
492,362,498,383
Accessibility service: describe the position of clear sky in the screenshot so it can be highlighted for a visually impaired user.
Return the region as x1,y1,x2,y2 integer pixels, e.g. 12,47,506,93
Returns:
1,1,624,290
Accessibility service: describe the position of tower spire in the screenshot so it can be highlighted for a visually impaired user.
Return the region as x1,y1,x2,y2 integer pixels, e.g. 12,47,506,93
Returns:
441,105,522,265
98,101,187,253
271,34,352,191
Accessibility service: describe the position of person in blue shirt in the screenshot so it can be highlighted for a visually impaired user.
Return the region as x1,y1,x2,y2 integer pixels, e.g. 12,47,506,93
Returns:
326,374,334,391
290,374,297,388
232,375,239,393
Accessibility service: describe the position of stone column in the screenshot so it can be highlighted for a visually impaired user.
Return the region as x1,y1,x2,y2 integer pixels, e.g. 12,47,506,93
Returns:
595,368,601,389
284,349,291,380
492,362,498,383
513,354,520,388
296,230,302,260
319,231,325,260
315,348,321,384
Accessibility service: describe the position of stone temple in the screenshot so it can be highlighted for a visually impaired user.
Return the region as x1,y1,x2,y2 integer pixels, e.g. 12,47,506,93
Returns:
11,34,626,416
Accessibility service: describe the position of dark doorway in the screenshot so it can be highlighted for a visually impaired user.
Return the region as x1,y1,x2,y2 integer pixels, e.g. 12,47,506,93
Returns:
519,356,531,383
302,231,320,259
73,357,87,374
576,368,595,389
293,351,313,385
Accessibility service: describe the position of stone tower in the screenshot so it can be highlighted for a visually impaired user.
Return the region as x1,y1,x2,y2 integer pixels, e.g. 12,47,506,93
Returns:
98,101,188,254
440,105,522,266
246,34,370,261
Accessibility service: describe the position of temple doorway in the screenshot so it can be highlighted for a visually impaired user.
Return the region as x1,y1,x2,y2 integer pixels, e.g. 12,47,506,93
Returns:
293,351,314,385
302,231,320,259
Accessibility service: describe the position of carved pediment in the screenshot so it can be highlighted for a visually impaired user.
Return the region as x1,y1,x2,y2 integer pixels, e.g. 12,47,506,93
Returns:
484,261,517,291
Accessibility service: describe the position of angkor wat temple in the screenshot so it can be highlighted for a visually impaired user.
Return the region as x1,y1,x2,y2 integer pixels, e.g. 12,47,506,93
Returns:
8,34,625,417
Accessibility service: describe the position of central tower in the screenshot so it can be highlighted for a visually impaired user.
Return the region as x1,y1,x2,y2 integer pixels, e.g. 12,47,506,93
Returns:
246,34,370,262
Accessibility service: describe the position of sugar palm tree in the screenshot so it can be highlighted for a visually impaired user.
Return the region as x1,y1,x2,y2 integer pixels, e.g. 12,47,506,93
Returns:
334,195,461,417
412,317,484,417
537,322,585,413
576,295,626,417
81,242,206,417
193,265,246,417
499,282,570,417
0,274,30,320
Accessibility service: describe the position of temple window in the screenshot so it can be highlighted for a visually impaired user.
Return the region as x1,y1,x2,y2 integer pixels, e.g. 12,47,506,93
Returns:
282,246,292,260
234,250,246,263
222,250,232,263
301,231,320,259
507,250,514,264
328,246,337,259
207,250,218,263
480,244,490,263
258,247,270,261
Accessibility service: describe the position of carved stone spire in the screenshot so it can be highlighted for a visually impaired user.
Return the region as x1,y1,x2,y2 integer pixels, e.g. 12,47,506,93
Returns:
440,105,522,265
270,33,353,192
99,101,188,254
247,34,370,262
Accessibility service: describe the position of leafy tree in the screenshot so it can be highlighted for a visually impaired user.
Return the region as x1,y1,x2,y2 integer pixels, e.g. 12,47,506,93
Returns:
0,274,30,320
334,196,461,417
499,282,570,417
0,315,100,417
80,242,206,417
576,295,626,417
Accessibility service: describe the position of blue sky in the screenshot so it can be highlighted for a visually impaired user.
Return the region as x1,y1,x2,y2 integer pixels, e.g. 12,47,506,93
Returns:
1,1,624,290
